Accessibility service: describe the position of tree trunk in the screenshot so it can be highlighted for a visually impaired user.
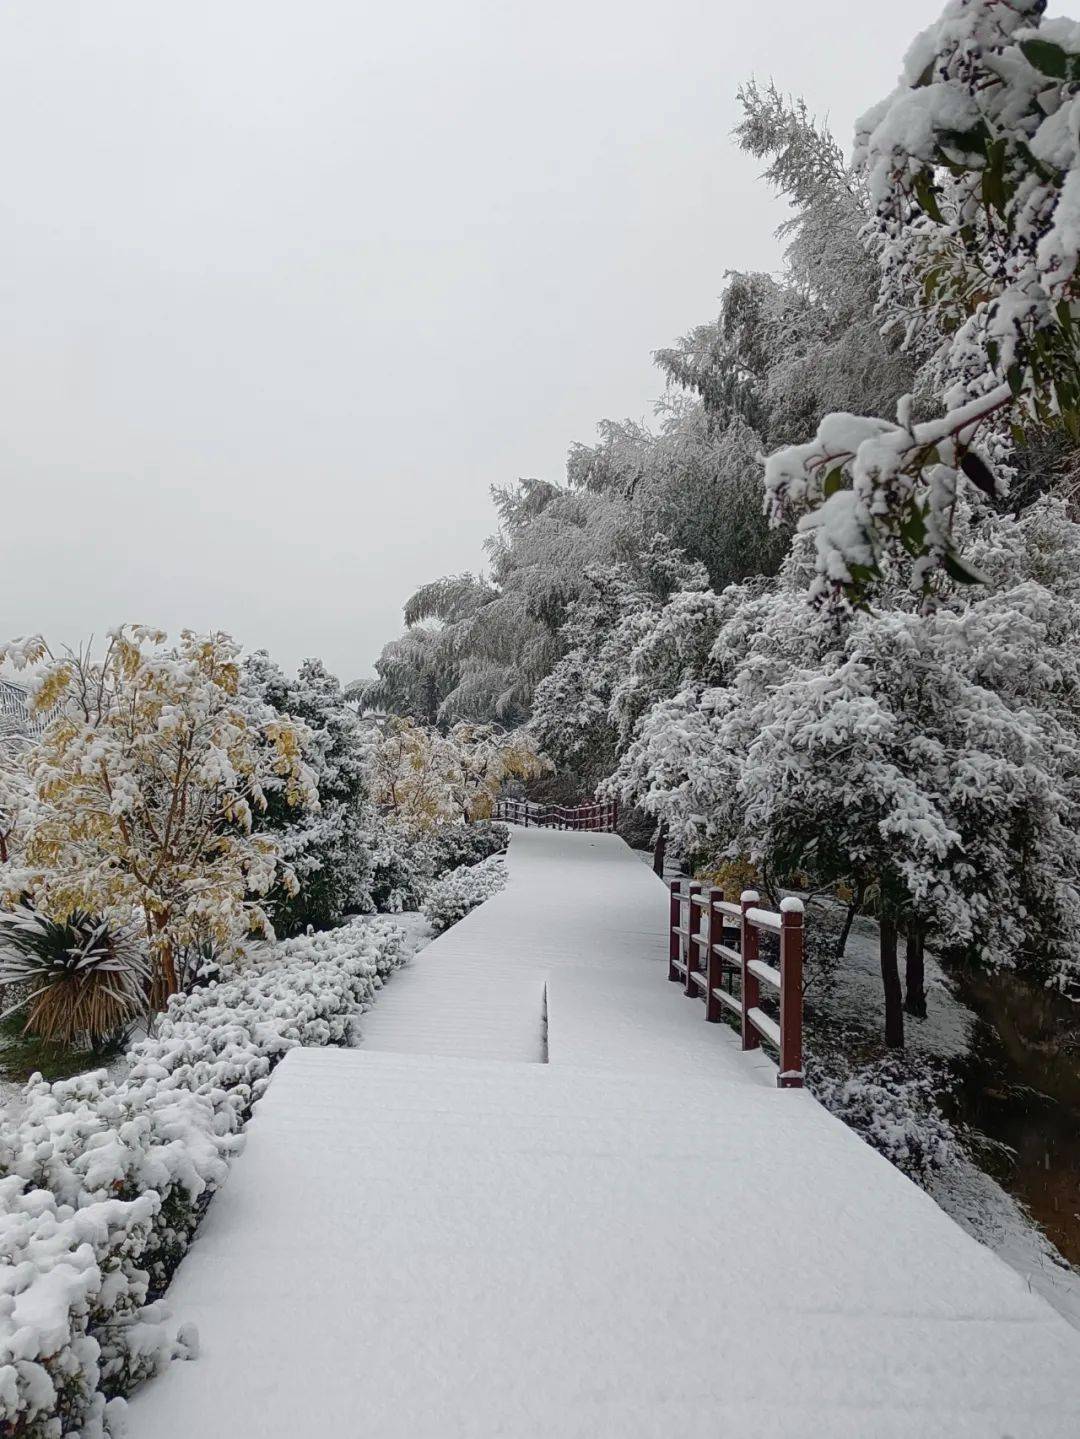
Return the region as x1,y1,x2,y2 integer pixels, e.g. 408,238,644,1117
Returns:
904,923,927,1018
880,914,905,1049
151,909,179,1009
161,944,179,999
652,823,667,878
835,881,864,959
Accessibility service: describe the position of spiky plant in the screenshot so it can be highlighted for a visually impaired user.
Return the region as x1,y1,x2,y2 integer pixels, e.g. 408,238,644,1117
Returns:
0,907,150,1049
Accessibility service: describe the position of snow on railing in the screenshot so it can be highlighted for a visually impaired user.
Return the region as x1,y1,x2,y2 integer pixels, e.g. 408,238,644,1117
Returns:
493,798,619,833
668,883,804,1089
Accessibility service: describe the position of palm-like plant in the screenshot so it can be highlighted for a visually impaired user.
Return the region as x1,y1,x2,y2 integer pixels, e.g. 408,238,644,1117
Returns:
0,907,150,1049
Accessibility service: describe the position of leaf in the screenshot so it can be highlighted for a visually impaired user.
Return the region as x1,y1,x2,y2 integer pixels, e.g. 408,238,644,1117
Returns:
943,552,984,586
938,121,992,156
899,505,928,557
959,452,997,496
822,467,846,499
1020,38,1069,79
922,267,943,303
912,171,943,224
981,138,1008,213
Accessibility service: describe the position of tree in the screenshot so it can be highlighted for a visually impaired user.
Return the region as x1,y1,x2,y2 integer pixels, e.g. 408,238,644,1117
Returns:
0,627,316,1001
449,722,551,820
764,0,1080,603
0,736,30,866
605,502,1080,1043
244,652,377,934
351,622,456,726
530,538,709,793
370,717,548,829
364,82,918,747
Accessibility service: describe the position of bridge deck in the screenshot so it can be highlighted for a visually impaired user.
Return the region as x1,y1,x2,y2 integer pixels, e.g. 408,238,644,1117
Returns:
128,828,1080,1437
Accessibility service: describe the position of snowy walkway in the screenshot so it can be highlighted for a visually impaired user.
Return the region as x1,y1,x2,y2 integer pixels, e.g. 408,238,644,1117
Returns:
129,829,1080,1438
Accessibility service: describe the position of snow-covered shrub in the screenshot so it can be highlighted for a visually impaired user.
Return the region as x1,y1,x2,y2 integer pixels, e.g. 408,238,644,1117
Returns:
368,825,432,914
811,1056,958,1183
422,855,507,935
369,821,509,914
0,918,409,1438
424,821,508,875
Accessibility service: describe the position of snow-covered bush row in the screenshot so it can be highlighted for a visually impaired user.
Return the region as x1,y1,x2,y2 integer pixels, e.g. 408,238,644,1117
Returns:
372,822,509,914
0,918,409,1439
424,821,509,876
811,1056,958,1183
422,855,507,935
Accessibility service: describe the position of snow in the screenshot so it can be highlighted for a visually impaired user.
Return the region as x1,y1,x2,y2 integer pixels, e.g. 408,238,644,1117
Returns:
795,895,1080,1324
126,828,1080,1438
747,958,781,989
746,1005,782,1048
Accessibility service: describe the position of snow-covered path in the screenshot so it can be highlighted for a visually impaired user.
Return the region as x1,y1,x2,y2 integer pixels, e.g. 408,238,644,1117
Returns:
128,829,1080,1437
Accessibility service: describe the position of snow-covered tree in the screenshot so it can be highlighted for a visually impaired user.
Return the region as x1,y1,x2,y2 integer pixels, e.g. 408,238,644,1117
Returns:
530,538,708,792
370,717,548,829
244,652,377,933
367,82,918,751
1,627,316,1000
353,621,456,726
0,735,31,866
607,503,1080,1044
765,0,1080,602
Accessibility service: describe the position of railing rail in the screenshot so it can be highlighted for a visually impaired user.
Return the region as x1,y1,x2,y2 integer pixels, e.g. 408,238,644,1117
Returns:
493,798,619,833
667,881,804,1088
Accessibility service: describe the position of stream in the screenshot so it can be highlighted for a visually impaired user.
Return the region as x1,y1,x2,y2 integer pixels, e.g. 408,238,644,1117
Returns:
950,970,1080,1267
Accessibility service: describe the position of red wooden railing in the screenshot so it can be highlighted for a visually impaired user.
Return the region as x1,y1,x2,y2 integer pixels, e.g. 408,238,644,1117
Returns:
494,798,619,833
668,882,804,1088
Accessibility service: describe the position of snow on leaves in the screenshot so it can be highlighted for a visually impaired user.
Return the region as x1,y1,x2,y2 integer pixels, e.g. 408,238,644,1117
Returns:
767,0,1080,603
422,854,507,934
0,628,318,1000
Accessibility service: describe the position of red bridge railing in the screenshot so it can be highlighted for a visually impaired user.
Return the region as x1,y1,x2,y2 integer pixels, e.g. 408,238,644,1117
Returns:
494,798,619,832
669,882,804,1088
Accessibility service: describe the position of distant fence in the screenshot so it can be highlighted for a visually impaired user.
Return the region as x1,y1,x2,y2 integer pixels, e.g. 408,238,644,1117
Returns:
669,882,804,1089
493,798,619,833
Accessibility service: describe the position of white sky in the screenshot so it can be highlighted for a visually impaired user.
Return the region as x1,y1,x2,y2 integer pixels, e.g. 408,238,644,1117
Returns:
0,0,943,681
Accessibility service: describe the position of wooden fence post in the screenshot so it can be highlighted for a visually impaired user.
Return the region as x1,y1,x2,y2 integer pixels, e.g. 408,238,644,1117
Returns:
683,882,703,996
778,899,804,1089
704,887,725,1022
668,881,683,982
740,889,760,1052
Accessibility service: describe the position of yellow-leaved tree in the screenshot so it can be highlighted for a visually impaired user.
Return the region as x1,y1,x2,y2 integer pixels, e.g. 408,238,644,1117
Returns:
0,626,317,1002
371,717,548,830
449,722,550,821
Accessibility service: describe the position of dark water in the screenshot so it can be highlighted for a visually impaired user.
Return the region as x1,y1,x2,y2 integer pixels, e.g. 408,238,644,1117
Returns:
950,971,1080,1266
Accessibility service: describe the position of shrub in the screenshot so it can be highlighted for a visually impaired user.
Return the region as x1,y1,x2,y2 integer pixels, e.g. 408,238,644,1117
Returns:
369,821,509,914
424,821,509,876
810,1055,958,1183
0,908,149,1049
0,918,409,1438
422,854,507,935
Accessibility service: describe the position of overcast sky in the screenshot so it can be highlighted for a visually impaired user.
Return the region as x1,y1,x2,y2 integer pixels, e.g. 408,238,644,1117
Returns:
0,0,942,681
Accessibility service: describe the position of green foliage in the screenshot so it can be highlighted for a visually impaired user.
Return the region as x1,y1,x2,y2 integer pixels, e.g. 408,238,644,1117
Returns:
0,908,148,1050
245,654,376,935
